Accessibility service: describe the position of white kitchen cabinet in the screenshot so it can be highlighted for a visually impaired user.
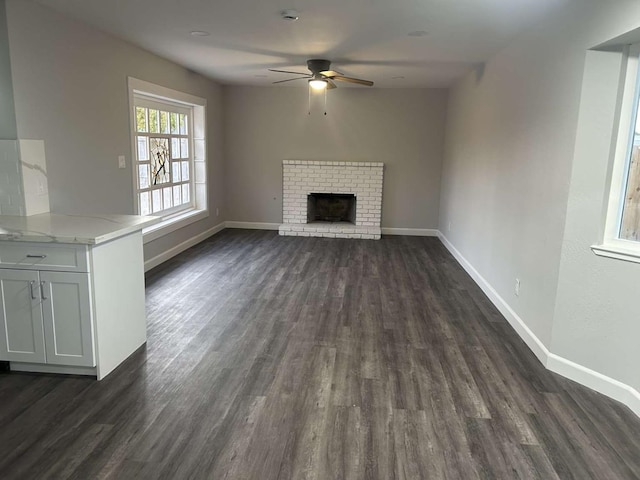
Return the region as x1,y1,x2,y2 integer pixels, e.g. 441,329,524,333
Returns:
0,269,46,363
0,268,94,367
0,212,159,380
41,271,94,367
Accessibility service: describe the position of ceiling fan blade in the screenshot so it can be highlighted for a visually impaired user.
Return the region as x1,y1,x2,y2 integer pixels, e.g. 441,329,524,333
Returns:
332,76,374,87
268,69,310,76
320,70,343,78
272,77,310,84
327,79,337,89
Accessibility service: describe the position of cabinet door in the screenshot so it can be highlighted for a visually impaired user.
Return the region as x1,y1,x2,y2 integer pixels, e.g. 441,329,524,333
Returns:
0,269,46,363
40,271,95,367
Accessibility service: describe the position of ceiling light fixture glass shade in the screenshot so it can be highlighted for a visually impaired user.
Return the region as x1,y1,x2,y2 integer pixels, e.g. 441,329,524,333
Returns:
309,78,328,90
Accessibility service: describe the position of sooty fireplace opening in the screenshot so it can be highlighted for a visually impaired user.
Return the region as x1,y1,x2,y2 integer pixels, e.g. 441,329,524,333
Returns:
307,193,356,223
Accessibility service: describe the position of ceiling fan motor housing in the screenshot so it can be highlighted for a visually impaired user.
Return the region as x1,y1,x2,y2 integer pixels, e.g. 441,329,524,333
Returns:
307,59,332,73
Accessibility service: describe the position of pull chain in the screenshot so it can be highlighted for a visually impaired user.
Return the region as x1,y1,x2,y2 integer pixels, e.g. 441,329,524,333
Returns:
308,87,311,115
324,88,327,115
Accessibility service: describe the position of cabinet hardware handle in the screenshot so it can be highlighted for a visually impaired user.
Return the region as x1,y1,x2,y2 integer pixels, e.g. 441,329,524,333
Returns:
26,254,47,259
40,281,47,300
29,280,37,300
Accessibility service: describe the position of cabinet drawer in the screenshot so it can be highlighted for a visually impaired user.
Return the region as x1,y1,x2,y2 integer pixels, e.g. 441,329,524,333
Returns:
0,243,89,272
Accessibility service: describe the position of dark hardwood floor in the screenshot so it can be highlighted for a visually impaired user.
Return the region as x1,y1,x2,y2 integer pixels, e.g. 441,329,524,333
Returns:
1,229,639,479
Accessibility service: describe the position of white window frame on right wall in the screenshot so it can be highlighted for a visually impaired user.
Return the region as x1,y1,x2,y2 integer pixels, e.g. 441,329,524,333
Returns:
593,43,640,263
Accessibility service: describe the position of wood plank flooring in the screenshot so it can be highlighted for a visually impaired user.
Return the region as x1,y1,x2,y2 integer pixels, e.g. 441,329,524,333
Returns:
1,229,640,479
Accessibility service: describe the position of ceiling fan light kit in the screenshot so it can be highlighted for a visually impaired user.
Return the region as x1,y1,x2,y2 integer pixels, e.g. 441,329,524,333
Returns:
309,78,328,90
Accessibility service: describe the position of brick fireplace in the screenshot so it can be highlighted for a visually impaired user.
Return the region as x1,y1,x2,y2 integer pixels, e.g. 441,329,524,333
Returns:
279,160,384,239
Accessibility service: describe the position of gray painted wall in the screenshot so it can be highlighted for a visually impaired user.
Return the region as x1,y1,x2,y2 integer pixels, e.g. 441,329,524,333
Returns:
223,86,447,229
5,0,225,261
552,41,640,392
440,1,640,394
0,0,16,139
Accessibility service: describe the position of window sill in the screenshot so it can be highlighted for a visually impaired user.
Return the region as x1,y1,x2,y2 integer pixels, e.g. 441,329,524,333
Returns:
143,208,208,244
591,243,640,264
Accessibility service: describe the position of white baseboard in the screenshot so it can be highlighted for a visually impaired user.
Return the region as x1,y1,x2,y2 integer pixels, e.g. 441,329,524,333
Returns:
225,223,436,235
437,232,549,364
225,221,280,230
546,354,640,417
144,221,225,271
437,231,640,418
381,227,439,236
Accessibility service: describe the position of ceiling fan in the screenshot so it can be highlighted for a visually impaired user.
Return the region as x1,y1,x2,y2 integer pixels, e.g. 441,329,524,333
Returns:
269,59,374,90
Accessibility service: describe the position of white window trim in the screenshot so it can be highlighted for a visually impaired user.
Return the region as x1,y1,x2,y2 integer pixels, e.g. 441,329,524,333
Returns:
127,77,208,243
592,242,640,263
592,44,640,264
134,97,194,217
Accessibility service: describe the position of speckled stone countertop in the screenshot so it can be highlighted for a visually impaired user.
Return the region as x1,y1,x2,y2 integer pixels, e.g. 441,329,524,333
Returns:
0,213,160,244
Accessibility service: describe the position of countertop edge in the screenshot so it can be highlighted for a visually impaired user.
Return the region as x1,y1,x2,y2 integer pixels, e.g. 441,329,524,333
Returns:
0,215,161,245
91,217,161,244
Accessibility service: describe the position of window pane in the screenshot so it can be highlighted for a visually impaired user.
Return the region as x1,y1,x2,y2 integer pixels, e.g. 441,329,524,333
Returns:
152,189,162,213
163,187,173,210
170,112,179,134
182,183,190,204
138,164,150,189
172,161,181,182
136,107,147,132
180,138,189,158
160,111,170,134
133,96,198,217
149,109,159,133
140,192,151,215
171,138,180,159
137,136,149,161
150,138,170,185
620,134,640,240
181,161,189,181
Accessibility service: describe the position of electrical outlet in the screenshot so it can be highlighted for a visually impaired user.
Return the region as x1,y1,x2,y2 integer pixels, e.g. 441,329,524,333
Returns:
216,207,219,217
515,278,521,297
448,221,452,232
118,155,126,169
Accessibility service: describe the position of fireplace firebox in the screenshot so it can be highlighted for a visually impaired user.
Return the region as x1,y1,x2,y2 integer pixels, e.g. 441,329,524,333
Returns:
307,193,356,223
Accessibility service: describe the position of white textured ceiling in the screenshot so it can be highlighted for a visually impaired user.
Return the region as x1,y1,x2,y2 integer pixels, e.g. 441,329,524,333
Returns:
36,0,570,88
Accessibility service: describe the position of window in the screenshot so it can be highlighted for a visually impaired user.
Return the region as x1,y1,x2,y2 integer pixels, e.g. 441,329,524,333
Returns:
593,44,640,262
134,98,192,216
128,78,208,242
619,93,640,241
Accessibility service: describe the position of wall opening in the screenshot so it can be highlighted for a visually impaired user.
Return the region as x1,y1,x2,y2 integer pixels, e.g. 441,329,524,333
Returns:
307,193,356,223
